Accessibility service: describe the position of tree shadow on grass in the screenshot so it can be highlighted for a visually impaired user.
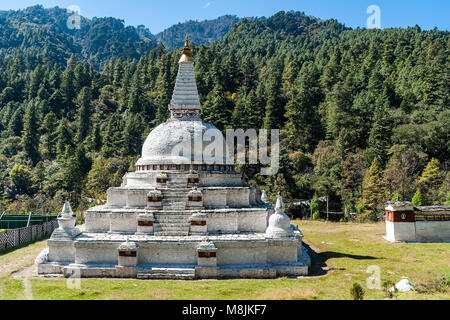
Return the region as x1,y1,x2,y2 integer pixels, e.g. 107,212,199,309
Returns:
321,251,379,261
303,240,380,277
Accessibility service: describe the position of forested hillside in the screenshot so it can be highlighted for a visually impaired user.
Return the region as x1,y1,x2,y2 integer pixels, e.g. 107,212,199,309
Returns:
155,15,240,50
0,9,448,220
0,5,156,69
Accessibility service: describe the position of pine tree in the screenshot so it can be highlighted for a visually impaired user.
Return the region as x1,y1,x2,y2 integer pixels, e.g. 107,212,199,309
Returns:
7,106,24,137
21,101,40,165
28,64,45,100
412,189,425,206
102,115,123,158
284,62,323,152
325,79,355,156
127,70,143,114
154,54,172,124
321,47,341,92
366,103,391,167
231,100,247,129
361,159,386,220
56,118,73,157
121,114,143,156
264,58,286,130
40,112,58,160
417,158,444,205
86,156,112,196
240,57,257,92
60,55,77,117
202,85,230,131
75,87,92,143
88,122,102,152
62,144,92,196
445,192,450,206
48,89,64,116
244,90,265,130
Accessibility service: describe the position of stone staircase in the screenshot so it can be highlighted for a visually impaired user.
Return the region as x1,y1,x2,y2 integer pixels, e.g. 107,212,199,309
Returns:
152,174,201,236
137,265,196,280
153,211,191,236
166,176,187,188
162,188,188,210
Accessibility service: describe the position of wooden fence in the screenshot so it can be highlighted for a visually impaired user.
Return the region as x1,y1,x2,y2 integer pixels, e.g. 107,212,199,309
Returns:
0,220,59,252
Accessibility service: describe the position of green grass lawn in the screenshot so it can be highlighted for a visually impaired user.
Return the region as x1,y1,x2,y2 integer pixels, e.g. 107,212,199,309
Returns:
0,221,448,300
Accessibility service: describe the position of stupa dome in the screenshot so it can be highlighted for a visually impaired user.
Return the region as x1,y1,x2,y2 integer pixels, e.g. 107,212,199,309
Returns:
136,120,231,166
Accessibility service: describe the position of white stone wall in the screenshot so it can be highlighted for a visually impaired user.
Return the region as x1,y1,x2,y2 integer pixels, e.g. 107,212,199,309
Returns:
267,240,298,263
207,213,238,233
123,172,245,188
107,188,127,207
199,172,243,187
110,212,137,233
126,190,148,208
415,221,450,241
123,172,157,188
237,211,267,233
118,255,138,267
75,247,118,265
249,187,261,206
226,188,250,208
47,240,75,262
198,256,217,267
190,225,207,234
216,247,267,265
136,225,154,234
138,248,198,265
203,189,227,208
386,220,450,242
84,211,110,233
385,221,416,242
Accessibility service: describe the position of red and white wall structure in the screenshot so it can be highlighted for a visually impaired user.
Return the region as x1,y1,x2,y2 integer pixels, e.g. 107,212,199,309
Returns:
385,202,450,242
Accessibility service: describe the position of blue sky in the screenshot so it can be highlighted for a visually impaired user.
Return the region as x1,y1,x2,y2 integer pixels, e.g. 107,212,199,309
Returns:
1,0,448,33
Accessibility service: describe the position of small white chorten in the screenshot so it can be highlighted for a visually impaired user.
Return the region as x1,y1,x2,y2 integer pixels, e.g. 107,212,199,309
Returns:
266,196,294,238
261,190,269,204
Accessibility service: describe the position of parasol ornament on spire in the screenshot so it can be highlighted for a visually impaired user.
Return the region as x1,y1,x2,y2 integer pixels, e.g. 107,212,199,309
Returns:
182,34,192,56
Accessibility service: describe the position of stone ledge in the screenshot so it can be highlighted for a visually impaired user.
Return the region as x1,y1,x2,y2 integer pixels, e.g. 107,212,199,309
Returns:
50,262,309,279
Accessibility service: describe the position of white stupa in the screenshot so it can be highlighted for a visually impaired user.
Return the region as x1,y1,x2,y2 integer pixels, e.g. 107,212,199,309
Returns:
36,36,310,279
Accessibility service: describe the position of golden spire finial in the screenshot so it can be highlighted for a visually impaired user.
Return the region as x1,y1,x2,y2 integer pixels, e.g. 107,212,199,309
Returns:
182,34,192,56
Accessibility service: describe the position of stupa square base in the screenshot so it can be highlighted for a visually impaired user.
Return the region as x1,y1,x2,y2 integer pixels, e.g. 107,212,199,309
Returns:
38,261,309,279
38,232,310,279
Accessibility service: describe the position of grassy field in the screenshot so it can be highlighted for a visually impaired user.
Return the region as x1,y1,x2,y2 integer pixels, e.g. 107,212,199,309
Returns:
0,221,448,300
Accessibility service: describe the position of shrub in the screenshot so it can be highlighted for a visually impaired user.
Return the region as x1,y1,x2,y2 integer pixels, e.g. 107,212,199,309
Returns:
356,203,366,214
310,200,319,213
350,283,365,300
412,189,425,206
383,280,396,299
310,200,321,220
416,276,450,294
312,210,321,220
391,191,402,202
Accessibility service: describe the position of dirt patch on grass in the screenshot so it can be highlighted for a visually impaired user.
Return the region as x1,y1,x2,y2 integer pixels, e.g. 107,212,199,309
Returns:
0,241,46,278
